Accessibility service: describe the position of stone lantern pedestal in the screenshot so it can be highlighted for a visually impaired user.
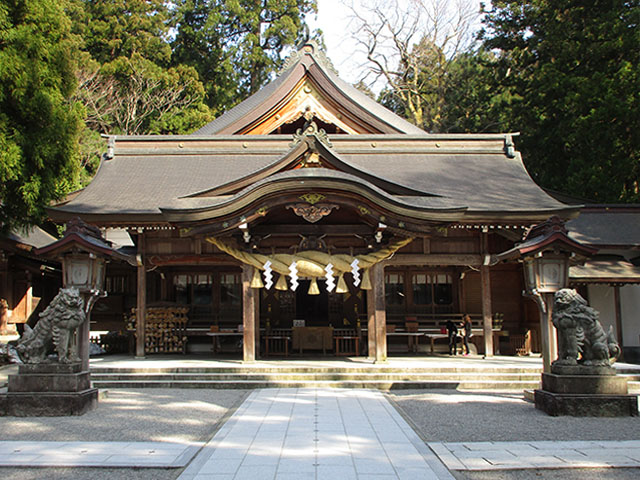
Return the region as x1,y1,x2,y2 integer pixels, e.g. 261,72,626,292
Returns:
0,362,98,416
535,365,638,417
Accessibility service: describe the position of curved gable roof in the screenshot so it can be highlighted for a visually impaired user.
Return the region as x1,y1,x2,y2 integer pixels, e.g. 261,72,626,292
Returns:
192,41,426,136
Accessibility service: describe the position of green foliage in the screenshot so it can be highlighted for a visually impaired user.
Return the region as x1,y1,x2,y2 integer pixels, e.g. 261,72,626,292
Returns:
480,0,640,203
171,0,317,113
0,0,84,231
440,50,515,133
70,0,172,66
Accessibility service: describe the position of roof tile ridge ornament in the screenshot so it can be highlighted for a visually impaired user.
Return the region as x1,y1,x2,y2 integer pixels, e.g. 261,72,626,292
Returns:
290,114,333,149
504,133,519,158
278,39,339,77
65,217,109,244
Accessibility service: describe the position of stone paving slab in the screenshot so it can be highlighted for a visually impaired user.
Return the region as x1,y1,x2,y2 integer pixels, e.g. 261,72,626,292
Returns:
178,388,455,480
429,440,640,470
0,441,202,467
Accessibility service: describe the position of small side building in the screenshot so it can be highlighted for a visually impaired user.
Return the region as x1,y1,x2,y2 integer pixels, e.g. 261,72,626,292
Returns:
567,205,640,363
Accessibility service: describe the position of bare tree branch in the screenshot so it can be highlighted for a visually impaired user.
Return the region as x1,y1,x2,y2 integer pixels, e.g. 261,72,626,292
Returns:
346,0,480,131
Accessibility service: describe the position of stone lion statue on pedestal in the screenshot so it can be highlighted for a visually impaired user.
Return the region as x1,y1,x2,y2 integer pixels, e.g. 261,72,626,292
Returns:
15,288,86,364
552,288,620,367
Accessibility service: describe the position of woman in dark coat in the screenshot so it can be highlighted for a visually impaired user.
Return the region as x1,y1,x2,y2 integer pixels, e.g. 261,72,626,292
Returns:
461,314,472,355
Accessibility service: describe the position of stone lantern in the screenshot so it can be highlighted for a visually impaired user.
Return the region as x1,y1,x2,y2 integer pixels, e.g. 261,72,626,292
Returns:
35,218,134,370
495,216,596,373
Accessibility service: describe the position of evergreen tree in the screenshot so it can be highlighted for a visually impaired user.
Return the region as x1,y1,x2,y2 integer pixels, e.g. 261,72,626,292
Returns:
0,0,84,231
171,0,317,113
480,0,640,202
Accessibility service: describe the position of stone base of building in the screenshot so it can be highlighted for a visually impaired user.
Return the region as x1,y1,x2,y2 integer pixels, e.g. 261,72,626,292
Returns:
0,362,98,416
535,371,638,417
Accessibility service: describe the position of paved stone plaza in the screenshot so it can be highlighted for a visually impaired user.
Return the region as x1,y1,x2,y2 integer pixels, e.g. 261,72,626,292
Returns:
1,358,640,479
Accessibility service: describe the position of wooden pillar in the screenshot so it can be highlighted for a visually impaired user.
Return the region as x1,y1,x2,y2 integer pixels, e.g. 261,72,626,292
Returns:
367,288,376,359
79,306,91,371
614,285,624,360
540,293,554,373
480,265,493,357
242,264,256,363
25,272,33,320
135,232,146,358
372,263,387,363
254,288,261,359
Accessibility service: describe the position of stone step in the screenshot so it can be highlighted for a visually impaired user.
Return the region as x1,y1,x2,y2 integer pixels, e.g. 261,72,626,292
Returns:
90,379,541,390
90,366,542,374
90,371,541,382
628,381,640,394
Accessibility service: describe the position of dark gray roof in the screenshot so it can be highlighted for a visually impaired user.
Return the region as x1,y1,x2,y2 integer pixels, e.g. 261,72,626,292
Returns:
341,152,569,212
51,135,574,223
570,256,640,284
193,67,293,135
7,226,57,249
567,209,640,247
54,153,284,215
193,44,426,136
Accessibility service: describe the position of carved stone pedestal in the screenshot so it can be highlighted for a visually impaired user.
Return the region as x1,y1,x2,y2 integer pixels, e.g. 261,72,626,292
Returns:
0,362,98,416
534,365,638,417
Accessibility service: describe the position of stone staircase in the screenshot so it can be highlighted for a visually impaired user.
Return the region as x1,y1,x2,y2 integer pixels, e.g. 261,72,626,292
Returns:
90,364,544,391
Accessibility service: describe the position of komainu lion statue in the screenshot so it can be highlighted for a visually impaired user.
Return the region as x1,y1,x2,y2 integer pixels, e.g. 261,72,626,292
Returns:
16,288,86,364
552,288,620,367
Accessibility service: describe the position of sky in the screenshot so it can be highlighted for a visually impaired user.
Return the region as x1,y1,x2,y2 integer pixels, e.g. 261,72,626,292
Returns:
306,0,485,91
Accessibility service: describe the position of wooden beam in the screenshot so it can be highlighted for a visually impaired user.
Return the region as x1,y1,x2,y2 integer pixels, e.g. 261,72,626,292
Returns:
147,254,238,266
242,264,256,362
136,232,146,358
384,254,483,267
372,263,387,363
252,224,373,236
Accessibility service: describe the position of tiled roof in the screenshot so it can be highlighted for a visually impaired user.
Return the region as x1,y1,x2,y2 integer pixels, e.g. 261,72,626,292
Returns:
567,208,640,247
50,135,574,223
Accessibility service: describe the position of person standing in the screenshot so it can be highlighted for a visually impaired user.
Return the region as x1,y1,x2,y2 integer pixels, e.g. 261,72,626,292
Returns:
461,314,472,356
446,319,458,355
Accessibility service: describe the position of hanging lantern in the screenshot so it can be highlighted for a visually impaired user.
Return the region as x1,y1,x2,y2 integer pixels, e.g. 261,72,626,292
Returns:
361,269,372,290
308,277,320,295
275,274,288,291
336,273,349,294
250,267,264,288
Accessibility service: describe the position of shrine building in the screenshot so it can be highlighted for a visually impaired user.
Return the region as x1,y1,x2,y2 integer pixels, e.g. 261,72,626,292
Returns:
47,41,583,361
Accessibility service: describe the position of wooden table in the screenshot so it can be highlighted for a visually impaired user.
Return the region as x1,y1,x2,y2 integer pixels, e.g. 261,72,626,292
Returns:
386,332,426,353
292,326,333,354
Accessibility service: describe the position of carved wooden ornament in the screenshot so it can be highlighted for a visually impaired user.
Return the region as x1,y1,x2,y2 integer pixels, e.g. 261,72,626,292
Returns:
286,203,339,223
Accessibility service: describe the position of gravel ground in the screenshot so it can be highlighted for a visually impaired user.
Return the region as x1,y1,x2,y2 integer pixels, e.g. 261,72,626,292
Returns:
0,388,250,443
389,389,640,480
387,389,640,442
0,388,250,480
